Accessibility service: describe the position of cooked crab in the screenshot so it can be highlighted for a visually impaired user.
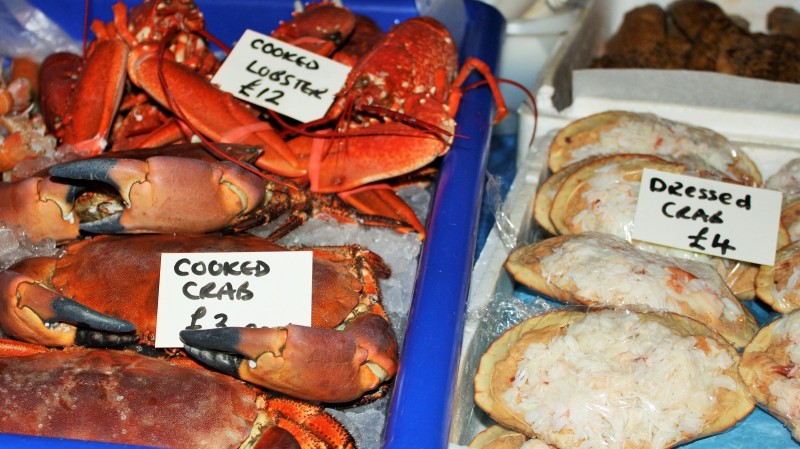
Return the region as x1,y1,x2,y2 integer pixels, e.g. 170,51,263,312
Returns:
474,308,754,449
740,309,800,442
755,240,800,313
547,110,762,186
505,232,758,347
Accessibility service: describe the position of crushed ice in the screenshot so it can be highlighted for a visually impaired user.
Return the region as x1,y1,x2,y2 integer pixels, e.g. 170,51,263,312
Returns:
251,184,431,449
0,223,60,270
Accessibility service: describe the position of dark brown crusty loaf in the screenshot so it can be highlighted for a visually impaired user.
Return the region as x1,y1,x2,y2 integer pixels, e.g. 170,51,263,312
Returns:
591,0,800,83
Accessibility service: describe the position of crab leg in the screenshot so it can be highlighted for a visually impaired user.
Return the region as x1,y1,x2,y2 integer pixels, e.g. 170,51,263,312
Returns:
181,311,398,403
0,270,136,347
48,155,269,234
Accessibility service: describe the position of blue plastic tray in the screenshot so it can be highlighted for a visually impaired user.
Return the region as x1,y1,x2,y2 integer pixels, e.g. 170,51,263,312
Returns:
25,0,468,51
3,1,505,448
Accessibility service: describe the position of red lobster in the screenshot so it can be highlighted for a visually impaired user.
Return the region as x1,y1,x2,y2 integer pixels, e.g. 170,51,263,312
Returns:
34,1,506,239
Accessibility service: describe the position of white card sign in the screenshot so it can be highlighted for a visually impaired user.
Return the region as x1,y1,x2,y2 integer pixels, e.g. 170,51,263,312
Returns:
211,29,351,123
155,251,312,348
633,169,782,266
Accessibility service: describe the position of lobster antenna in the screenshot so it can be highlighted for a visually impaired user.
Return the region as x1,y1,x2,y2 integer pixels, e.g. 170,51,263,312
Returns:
195,29,231,55
82,0,90,57
464,77,538,149
265,106,451,140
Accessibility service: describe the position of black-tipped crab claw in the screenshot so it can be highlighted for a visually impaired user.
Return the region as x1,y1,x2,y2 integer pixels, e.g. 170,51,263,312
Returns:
48,155,270,234
181,312,398,404
0,270,136,347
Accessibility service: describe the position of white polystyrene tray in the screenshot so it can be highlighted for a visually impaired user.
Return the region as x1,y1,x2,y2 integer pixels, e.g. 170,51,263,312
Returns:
519,0,800,163
452,1,800,445
449,112,800,447
476,0,582,134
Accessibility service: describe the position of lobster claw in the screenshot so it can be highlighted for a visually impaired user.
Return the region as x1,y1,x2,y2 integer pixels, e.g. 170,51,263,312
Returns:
48,155,269,234
126,48,306,178
181,313,398,403
0,270,136,347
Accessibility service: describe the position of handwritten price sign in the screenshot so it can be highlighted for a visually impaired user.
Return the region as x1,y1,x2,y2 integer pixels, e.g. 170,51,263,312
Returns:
211,29,351,123
155,251,312,348
633,169,782,266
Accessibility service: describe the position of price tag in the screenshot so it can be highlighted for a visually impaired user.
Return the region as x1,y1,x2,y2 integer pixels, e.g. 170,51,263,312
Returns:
155,251,312,348
633,169,782,266
211,29,351,123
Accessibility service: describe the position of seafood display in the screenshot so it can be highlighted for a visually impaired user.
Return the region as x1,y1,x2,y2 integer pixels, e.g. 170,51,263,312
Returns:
533,148,759,299
504,232,758,348
0,233,398,404
740,310,800,442
28,0,503,238
474,309,754,449
0,0,506,447
460,106,800,449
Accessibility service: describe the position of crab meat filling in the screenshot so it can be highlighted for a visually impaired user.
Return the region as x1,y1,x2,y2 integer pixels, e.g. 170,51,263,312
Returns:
766,315,800,425
539,233,742,324
504,311,737,449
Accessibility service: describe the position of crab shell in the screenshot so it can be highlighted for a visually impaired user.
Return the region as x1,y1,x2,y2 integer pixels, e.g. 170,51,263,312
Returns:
504,233,758,348
532,156,598,236
469,425,556,449
474,309,754,448
542,152,761,300
782,198,800,243
739,309,800,441
547,153,685,236
755,240,800,313
0,346,354,449
547,110,762,186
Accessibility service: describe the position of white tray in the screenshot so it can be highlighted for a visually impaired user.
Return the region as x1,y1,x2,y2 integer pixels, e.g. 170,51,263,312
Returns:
450,118,800,448
518,0,800,162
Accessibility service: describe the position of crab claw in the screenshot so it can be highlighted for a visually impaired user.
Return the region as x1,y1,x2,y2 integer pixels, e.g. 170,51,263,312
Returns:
49,155,268,234
0,176,82,243
0,270,136,347
181,313,398,403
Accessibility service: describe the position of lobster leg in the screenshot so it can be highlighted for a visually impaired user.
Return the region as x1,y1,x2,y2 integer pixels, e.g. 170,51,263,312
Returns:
337,184,426,237
0,270,136,347
48,155,270,234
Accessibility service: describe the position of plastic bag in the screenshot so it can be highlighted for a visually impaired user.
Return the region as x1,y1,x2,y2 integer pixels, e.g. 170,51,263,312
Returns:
0,0,80,62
